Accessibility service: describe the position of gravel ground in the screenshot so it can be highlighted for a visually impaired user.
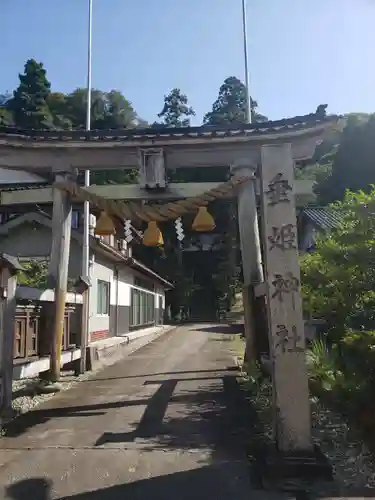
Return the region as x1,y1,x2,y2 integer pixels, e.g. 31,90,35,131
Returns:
243,375,375,493
312,399,375,490
11,369,94,416
9,328,172,419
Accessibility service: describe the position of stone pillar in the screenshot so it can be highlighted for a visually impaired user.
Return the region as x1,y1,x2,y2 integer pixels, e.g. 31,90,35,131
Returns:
0,255,23,421
231,161,265,362
260,143,312,451
231,162,263,285
44,165,75,383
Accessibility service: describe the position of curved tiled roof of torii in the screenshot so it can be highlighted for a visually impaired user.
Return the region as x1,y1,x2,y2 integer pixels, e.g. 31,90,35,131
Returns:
0,106,339,144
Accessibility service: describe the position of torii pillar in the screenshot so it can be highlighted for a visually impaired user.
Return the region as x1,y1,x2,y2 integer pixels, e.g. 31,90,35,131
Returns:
258,143,331,486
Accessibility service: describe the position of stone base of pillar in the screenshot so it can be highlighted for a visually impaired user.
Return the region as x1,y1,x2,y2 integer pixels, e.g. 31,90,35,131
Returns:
257,443,332,491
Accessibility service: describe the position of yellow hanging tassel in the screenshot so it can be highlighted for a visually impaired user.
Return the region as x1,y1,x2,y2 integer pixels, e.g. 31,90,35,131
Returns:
192,206,215,232
95,211,116,236
143,221,164,247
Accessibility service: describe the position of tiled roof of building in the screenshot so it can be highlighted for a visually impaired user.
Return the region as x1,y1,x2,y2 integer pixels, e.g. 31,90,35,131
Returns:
0,110,338,142
0,211,172,287
302,207,344,230
0,183,49,192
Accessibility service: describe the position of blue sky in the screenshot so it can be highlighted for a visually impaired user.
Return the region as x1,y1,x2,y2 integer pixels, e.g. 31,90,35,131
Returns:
2,0,374,125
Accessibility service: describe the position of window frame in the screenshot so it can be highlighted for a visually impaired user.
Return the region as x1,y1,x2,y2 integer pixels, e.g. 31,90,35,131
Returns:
130,286,155,328
97,279,110,316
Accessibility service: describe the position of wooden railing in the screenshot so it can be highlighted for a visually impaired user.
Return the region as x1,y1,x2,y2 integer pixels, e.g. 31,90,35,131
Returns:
13,302,81,363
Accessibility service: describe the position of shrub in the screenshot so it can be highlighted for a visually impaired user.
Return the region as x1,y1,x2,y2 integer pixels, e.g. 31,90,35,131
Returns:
301,188,375,340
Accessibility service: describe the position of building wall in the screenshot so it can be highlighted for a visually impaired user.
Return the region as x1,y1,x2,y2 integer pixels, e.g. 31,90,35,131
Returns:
0,168,46,184
109,267,133,337
89,256,114,342
85,257,166,342
0,221,167,343
299,221,318,253
0,222,82,277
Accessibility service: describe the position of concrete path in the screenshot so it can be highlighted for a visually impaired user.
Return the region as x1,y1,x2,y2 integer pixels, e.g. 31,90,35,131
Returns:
0,324,285,500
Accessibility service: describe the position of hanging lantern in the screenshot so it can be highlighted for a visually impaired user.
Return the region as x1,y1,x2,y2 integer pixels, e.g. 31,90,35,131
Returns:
95,211,116,236
192,206,215,232
143,221,164,247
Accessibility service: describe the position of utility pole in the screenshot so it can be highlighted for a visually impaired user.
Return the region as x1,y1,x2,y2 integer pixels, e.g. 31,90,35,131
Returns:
242,0,252,123
80,0,93,374
238,0,267,361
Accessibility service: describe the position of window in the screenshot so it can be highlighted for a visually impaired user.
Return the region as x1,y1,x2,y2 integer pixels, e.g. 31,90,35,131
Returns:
97,280,110,315
72,211,80,229
130,287,155,327
134,276,155,292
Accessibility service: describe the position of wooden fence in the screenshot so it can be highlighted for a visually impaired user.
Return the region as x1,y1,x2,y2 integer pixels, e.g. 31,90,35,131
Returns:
13,301,81,364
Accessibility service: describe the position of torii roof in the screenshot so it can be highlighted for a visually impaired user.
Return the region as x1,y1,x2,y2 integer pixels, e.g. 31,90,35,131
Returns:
0,109,339,144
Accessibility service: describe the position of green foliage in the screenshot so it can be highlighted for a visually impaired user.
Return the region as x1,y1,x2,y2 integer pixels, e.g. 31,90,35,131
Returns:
62,88,141,130
203,76,267,125
157,88,195,127
243,360,264,394
314,113,375,204
306,339,342,392
301,188,375,337
18,260,76,291
89,168,138,186
133,199,240,321
47,92,73,130
307,333,375,416
9,59,53,129
18,260,50,288
0,93,13,126
303,188,375,421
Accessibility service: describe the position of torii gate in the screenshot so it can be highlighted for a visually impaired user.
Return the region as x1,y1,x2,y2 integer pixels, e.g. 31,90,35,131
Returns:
0,109,338,463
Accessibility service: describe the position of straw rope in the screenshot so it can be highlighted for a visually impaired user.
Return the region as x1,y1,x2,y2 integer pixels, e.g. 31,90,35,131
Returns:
54,176,251,223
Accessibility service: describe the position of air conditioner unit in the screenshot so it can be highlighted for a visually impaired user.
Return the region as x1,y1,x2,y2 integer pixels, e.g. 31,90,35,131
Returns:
89,214,97,236
89,214,96,227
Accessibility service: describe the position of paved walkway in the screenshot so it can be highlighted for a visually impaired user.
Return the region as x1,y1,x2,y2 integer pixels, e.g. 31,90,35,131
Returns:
0,324,284,500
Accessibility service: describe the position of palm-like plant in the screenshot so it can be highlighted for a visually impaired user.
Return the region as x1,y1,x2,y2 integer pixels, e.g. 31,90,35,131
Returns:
306,339,341,391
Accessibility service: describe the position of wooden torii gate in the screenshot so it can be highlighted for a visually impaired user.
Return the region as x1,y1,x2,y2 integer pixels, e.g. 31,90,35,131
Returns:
0,109,338,466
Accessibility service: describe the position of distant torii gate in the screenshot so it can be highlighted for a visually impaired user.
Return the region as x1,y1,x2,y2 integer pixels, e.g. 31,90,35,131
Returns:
0,109,338,460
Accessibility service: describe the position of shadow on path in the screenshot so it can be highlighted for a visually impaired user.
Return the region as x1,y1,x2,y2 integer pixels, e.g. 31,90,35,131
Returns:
4,464,252,500
188,324,244,335
3,373,232,440
7,475,375,500
94,376,243,450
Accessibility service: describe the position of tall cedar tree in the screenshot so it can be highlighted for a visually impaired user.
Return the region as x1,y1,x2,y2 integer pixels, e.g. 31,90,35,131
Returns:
10,59,53,129
203,76,267,126
158,88,195,127
315,114,375,205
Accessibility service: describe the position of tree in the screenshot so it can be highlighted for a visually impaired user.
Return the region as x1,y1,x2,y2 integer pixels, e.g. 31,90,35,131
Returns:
9,59,53,129
63,88,104,129
63,88,142,130
301,189,375,337
203,76,267,126
157,88,195,127
47,92,73,130
94,90,141,129
315,114,375,205
250,97,268,123
0,93,13,126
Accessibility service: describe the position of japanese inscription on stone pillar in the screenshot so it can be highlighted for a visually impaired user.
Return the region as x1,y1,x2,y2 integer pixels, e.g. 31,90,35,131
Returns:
260,143,312,452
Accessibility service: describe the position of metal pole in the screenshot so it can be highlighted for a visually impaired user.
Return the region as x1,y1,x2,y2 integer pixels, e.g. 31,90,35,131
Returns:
241,0,252,123
239,0,268,362
80,0,93,374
